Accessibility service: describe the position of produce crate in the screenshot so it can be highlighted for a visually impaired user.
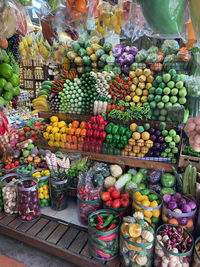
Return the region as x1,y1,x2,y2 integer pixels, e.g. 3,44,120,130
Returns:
179,140,200,171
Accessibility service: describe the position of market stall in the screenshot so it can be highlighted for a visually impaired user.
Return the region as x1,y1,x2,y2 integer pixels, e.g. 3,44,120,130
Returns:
0,0,200,266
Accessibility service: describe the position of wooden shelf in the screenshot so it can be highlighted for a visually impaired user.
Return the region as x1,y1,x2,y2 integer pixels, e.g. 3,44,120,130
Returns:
37,144,174,172
39,111,182,130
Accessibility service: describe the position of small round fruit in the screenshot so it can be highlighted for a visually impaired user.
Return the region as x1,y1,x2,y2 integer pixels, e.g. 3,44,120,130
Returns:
173,135,180,143
132,132,141,140
170,96,178,104
169,129,176,137
157,102,164,109
172,147,178,154
169,141,176,148
171,88,178,96
165,136,172,143
178,97,186,105
163,87,171,95
141,131,150,140
162,130,168,136
162,95,169,103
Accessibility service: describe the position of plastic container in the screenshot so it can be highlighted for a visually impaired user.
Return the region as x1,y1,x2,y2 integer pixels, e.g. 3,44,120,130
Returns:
18,178,40,222
31,169,51,208
49,178,68,211
0,165,20,176
2,173,19,215
155,224,194,267
193,237,200,267
0,178,3,211
77,196,102,225
88,209,120,261
132,189,162,228
104,201,132,220
162,196,196,233
120,221,155,266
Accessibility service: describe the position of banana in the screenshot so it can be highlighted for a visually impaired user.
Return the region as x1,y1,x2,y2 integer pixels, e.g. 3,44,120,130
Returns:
32,97,47,103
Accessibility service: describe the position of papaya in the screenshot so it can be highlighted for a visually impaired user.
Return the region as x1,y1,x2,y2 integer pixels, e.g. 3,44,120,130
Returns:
42,85,51,91
42,81,52,86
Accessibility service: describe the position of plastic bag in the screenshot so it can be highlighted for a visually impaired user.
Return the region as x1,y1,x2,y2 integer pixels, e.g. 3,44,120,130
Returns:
190,0,200,45
0,1,17,39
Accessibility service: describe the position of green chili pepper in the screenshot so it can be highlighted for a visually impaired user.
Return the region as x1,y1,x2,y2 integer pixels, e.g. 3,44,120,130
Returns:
104,214,114,227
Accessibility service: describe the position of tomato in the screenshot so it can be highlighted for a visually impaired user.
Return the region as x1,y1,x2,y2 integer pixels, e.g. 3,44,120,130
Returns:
105,200,112,207
120,197,130,208
121,193,130,199
111,189,120,199
101,192,111,201
112,199,121,209
10,164,15,169
14,161,19,166
107,186,115,193
5,165,10,169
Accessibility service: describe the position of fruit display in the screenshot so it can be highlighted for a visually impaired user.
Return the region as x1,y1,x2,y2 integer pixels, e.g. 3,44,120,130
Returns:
0,158,19,174
88,209,120,260
193,237,200,267
2,174,19,215
162,193,196,233
65,120,86,151
49,175,69,211
32,81,51,113
16,164,35,177
148,69,187,122
83,115,107,153
101,187,131,219
18,179,40,221
127,68,153,107
120,212,155,267
132,189,162,228
18,120,45,143
155,224,193,267
32,169,51,208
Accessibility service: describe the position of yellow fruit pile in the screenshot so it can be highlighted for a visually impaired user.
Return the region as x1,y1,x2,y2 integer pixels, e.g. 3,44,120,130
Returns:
122,123,153,157
43,116,71,148
32,170,50,178
32,94,50,114
133,191,160,228
127,69,154,106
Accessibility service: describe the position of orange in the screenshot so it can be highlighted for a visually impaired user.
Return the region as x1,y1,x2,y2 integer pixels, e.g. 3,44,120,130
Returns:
75,0,87,12
130,123,138,132
141,132,150,140
132,132,140,140
168,218,179,225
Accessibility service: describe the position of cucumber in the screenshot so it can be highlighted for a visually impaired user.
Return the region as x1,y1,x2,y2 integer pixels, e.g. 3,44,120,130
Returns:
183,164,192,195
172,166,183,194
42,81,52,87
190,166,196,197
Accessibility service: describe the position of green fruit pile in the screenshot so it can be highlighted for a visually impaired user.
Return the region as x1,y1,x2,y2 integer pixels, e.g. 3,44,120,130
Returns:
67,40,115,74
0,48,20,106
148,69,187,121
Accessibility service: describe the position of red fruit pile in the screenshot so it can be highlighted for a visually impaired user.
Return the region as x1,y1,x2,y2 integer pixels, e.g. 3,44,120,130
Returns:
101,187,130,209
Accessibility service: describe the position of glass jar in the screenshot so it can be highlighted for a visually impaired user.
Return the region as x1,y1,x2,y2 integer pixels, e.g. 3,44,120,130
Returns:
77,196,102,225
132,189,162,229
0,178,3,211
104,200,132,220
193,237,200,267
2,173,19,215
120,221,154,266
50,178,68,211
162,198,196,233
155,224,194,267
31,169,51,208
18,178,40,222
88,209,120,261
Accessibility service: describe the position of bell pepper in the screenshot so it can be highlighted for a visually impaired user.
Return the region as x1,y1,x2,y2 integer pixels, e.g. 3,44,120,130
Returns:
99,131,106,141
93,130,100,139
89,143,95,152
119,125,126,135
108,146,114,155
113,134,120,144
97,115,104,124
125,130,132,139
91,116,97,123
87,129,93,137
121,135,128,145
92,123,98,131
112,125,119,135
114,148,121,155
83,143,89,151
101,143,108,154
98,124,105,131
86,121,92,130
95,144,102,153
106,224,116,231
43,132,49,139
105,134,113,144
97,139,103,146
61,134,66,142
105,123,113,134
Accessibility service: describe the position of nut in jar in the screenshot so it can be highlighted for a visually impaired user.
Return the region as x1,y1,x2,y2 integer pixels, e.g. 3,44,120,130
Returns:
2,174,19,215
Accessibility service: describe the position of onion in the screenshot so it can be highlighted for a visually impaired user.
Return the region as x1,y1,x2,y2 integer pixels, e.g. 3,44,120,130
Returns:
181,204,192,213
163,194,172,203
188,201,196,210
112,44,124,57
178,198,187,207
167,201,178,210
174,192,182,200
173,208,182,214
178,217,188,226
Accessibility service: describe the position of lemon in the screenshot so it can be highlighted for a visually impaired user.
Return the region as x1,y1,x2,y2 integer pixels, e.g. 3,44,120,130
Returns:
144,210,152,218
150,201,158,207
39,188,43,193
19,42,24,50
152,209,160,218
141,200,150,207
39,193,44,199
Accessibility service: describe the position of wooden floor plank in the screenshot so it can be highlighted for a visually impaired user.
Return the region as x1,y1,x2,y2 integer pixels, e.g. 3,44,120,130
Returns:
106,256,121,267
36,221,58,240
68,231,88,254
0,212,6,220
17,220,37,232
26,218,49,236
80,241,91,258
57,227,79,249
0,215,16,225
8,218,22,229
47,224,68,244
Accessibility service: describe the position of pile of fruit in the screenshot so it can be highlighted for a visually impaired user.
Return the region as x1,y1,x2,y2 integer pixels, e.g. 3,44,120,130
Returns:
148,69,187,121
18,120,45,143
32,81,52,113
133,189,162,228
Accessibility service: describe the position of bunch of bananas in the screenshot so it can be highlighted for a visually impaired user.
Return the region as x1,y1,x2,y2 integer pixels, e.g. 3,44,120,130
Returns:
32,95,50,114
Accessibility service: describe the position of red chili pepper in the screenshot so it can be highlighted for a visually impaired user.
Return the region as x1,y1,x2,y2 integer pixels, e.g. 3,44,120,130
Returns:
96,214,104,223
95,222,104,230
93,247,111,259
98,232,117,241
106,224,116,232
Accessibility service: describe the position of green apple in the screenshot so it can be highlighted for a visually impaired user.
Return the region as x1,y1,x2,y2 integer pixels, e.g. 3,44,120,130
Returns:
167,81,175,89
176,81,184,89
179,88,187,97
163,73,171,83
172,74,180,82
173,135,180,143
165,102,172,108
160,109,167,116
172,147,178,154
163,87,171,95
165,147,171,153
157,102,164,109
169,129,176,137
171,88,178,96
162,95,169,103
170,96,178,103
169,69,176,76
180,74,187,83
171,158,177,164
161,152,167,158
173,103,181,107
165,136,172,143
169,141,176,148
179,97,187,105
162,130,168,136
